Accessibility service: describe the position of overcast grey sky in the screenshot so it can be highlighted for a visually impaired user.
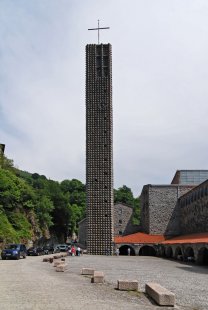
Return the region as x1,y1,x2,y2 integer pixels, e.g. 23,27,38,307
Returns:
1,0,208,195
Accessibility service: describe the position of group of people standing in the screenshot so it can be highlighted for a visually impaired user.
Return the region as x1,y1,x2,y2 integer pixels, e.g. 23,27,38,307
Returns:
68,246,81,256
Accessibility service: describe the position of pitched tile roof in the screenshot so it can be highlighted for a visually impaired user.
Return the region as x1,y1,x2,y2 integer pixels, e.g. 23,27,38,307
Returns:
115,232,208,245
115,232,165,244
161,232,208,244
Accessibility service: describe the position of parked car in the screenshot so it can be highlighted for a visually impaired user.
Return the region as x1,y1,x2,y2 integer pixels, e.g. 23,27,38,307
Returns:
27,247,44,256
1,244,27,260
57,244,69,252
43,245,54,255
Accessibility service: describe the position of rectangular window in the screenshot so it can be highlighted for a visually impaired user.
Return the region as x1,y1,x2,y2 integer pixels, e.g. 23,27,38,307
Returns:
96,56,102,67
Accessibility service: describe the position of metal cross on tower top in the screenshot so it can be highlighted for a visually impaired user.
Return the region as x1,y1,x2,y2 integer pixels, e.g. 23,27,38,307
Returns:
88,20,110,44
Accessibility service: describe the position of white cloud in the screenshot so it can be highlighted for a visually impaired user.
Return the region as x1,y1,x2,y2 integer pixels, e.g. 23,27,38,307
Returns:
1,0,208,195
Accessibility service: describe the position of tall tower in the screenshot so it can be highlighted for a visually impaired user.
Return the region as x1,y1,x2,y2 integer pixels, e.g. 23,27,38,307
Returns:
86,43,114,255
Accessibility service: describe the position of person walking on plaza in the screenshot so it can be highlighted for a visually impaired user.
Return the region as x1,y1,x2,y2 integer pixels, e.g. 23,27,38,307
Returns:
115,248,119,256
68,247,72,256
71,246,76,256
77,246,81,256
127,247,131,256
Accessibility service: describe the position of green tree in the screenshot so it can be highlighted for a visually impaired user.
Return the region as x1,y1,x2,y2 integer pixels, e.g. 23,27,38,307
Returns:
35,196,54,228
68,203,83,234
114,185,141,225
0,169,35,210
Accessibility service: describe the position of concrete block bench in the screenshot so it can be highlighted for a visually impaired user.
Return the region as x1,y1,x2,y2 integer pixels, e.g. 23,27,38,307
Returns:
145,282,175,306
117,280,138,291
55,263,67,272
53,254,62,259
54,260,63,267
91,271,104,284
81,268,94,276
43,257,50,262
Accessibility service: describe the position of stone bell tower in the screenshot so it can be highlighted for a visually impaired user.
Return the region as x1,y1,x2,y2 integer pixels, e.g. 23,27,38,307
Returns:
86,41,114,255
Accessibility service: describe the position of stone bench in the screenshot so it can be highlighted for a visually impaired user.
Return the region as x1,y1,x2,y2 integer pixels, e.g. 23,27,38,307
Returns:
55,263,67,272
54,260,62,267
53,254,62,259
145,282,175,306
81,268,94,276
91,271,104,284
43,257,50,262
117,280,138,291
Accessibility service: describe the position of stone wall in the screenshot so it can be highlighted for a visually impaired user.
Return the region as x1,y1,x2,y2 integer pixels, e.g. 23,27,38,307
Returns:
179,180,208,234
140,185,194,236
114,203,140,236
78,203,140,246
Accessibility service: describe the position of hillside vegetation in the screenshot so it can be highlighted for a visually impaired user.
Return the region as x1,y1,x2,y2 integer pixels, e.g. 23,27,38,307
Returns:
0,154,140,245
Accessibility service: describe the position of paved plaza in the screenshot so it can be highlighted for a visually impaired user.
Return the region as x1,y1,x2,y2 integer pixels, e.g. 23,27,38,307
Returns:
0,255,207,309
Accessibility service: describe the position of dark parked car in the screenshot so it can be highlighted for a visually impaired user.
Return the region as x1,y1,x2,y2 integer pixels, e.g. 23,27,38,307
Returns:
43,245,54,255
27,247,44,256
1,244,27,260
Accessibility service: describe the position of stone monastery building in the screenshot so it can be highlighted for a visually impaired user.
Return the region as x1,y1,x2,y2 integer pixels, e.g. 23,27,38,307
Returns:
115,170,208,265
79,170,208,264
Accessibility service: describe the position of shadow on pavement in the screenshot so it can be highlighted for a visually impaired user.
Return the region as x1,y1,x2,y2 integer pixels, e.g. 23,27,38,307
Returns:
176,265,208,274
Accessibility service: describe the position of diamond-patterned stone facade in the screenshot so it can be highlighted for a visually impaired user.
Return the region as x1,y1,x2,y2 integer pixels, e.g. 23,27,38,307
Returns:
86,44,114,255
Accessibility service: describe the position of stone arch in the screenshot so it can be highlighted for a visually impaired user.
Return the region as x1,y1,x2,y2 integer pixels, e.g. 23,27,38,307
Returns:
197,247,208,265
184,246,195,262
139,245,156,256
119,245,135,256
174,246,183,260
166,246,173,258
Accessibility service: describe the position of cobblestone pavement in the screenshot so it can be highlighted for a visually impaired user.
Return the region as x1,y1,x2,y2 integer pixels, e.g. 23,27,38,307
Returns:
0,255,207,310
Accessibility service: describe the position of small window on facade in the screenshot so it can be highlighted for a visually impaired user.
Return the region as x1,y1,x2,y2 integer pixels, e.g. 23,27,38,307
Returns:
96,56,102,67
103,56,108,66
104,67,108,77
96,68,102,77
96,46,101,55
119,231,122,235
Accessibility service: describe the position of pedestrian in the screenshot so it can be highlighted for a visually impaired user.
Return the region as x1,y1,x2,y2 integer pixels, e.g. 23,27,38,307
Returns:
127,247,131,256
115,248,119,256
71,246,76,257
77,246,81,256
68,247,71,256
